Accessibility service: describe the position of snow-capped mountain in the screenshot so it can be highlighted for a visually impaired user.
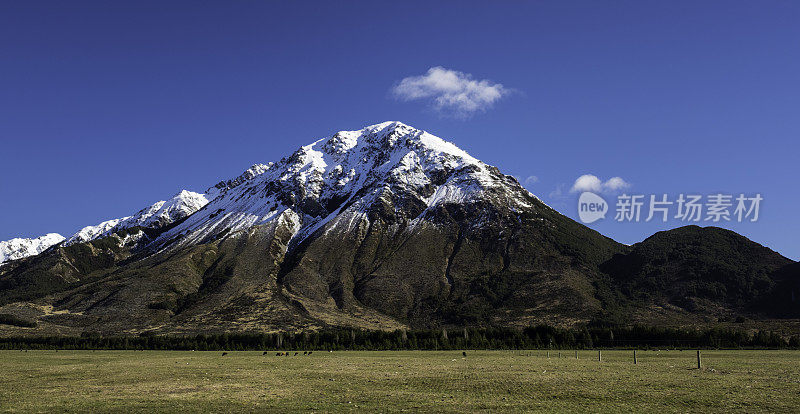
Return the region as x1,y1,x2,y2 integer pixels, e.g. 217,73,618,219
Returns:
1,121,541,265
152,121,536,251
66,190,210,245
3,122,534,259
0,233,65,264
1,121,793,335
0,122,538,268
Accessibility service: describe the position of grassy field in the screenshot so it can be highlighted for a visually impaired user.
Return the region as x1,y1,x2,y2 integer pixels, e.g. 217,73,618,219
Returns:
0,349,798,413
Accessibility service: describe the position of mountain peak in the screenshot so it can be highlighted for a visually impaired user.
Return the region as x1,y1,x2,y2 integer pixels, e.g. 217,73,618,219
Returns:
0,233,65,264
6,122,528,258
152,121,530,251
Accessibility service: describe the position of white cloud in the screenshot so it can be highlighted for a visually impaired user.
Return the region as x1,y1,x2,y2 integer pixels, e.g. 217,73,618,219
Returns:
524,175,539,185
571,175,603,193
570,174,630,194
603,176,630,191
392,66,513,117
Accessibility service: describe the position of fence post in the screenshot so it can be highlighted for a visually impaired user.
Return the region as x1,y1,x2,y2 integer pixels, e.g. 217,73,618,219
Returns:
697,350,701,369
633,349,637,365
575,350,578,359
598,350,602,362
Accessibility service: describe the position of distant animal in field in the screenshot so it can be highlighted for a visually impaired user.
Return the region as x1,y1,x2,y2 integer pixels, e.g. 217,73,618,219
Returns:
308,351,313,355
462,352,467,357
222,352,228,356
303,351,308,355
276,352,282,356
285,352,289,357
294,352,298,356
263,351,268,355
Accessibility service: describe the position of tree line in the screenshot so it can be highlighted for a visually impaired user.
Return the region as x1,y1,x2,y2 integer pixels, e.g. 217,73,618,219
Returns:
1,324,798,350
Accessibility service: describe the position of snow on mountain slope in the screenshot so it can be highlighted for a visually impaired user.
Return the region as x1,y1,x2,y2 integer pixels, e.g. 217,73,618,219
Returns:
0,233,65,264
154,121,538,251
3,122,538,260
66,190,210,245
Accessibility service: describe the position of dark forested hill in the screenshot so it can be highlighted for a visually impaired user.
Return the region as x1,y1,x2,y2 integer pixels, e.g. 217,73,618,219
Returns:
599,226,798,323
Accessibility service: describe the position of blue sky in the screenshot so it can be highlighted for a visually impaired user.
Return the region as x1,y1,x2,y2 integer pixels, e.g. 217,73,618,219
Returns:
1,1,798,259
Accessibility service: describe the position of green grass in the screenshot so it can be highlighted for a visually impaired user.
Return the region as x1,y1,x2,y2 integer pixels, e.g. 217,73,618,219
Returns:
0,350,798,412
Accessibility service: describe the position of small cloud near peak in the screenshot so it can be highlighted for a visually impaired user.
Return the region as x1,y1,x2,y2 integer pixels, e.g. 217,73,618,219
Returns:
524,175,539,185
570,174,630,194
391,66,514,118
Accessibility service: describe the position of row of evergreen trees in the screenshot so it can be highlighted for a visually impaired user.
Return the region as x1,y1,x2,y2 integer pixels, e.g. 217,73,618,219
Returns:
1,324,798,350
